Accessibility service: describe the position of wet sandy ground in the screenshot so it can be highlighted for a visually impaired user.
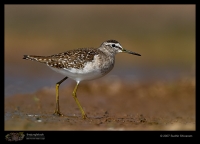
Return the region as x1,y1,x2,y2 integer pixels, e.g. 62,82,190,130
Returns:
5,76,195,130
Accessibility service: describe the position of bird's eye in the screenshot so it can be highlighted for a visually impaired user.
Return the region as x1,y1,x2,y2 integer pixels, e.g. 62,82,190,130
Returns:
112,44,115,47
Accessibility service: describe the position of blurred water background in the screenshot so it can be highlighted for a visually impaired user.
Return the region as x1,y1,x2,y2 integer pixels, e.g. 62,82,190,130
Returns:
5,5,195,97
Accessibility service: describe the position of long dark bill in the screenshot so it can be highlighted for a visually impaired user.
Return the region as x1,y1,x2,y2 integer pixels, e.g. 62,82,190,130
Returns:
123,49,141,56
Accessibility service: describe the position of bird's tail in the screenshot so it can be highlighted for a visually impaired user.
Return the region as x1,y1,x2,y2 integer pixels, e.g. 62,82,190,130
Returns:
23,55,50,63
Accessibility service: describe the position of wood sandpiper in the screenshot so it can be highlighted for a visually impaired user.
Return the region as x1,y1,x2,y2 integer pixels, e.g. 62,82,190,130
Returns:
23,40,141,119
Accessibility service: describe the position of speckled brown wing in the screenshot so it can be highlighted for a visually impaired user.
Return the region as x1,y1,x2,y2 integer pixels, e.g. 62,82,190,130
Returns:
23,48,101,70
49,48,101,69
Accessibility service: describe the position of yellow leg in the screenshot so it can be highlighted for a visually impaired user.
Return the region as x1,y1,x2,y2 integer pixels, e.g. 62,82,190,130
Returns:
54,76,68,116
72,82,87,119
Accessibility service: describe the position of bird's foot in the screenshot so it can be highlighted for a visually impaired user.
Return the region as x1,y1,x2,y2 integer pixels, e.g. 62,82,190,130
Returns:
53,110,64,116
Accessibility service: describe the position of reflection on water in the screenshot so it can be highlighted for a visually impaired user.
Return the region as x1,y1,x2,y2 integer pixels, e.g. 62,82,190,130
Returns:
5,66,194,97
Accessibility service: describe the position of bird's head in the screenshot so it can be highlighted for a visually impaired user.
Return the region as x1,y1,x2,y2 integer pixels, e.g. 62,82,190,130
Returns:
101,40,141,56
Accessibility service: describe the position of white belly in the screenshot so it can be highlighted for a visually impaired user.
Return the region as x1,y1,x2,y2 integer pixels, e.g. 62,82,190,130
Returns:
50,66,104,82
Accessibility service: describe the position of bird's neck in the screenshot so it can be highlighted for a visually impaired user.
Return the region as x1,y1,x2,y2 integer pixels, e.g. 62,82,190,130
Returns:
98,46,116,57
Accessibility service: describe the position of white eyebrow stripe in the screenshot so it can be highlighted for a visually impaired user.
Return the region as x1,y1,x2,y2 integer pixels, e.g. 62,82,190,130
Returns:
113,43,122,50
114,43,122,48
105,42,122,49
106,42,120,46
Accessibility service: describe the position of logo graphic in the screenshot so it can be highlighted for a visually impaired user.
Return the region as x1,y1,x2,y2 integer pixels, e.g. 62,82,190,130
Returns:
5,132,25,141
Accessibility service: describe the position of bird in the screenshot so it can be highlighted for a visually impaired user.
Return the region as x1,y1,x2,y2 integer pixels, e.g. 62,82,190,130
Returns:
23,40,141,119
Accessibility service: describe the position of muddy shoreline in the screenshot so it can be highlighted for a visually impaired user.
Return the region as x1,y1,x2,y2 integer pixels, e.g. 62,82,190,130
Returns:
5,77,195,130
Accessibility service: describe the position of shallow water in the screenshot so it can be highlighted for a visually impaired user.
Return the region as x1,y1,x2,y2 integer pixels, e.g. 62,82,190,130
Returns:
5,66,194,97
